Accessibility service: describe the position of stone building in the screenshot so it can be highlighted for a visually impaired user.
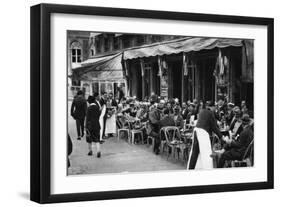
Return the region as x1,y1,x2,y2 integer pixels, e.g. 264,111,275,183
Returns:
70,31,254,109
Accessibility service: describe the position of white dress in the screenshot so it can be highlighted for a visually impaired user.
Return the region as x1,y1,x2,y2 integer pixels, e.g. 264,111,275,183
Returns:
105,107,117,135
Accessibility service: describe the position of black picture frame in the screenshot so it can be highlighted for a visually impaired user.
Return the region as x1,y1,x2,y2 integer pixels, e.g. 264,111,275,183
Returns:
30,3,274,204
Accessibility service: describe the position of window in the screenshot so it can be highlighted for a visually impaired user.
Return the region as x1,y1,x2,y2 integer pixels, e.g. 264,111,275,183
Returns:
70,41,82,63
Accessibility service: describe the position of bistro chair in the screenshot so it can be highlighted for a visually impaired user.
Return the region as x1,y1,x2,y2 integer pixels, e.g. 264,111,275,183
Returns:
130,120,144,144
210,134,222,168
145,122,155,148
231,139,254,167
161,126,182,160
117,116,130,142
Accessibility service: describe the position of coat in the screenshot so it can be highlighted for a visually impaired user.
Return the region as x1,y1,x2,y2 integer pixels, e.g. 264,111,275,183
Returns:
226,125,253,158
86,103,101,131
71,95,87,119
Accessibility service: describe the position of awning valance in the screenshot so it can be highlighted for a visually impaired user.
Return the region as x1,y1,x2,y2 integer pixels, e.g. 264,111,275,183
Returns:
123,37,243,60
73,53,124,81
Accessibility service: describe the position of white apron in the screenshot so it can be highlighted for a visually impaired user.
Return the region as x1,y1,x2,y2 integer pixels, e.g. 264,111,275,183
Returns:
105,107,117,135
99,104,106,141
187,127,213,170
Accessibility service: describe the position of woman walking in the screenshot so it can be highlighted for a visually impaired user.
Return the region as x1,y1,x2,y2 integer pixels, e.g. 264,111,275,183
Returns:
86,94,102,158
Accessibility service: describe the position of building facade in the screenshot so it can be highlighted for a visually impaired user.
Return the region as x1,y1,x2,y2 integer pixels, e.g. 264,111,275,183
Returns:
69,31,254,109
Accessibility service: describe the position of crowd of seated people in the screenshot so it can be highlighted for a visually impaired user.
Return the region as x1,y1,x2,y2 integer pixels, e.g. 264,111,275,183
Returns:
114,93,254,167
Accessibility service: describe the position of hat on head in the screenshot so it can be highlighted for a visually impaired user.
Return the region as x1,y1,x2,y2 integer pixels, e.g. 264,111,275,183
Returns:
77,90,83,96
189,102,196,107
208,101,215,107
87,95,95,104
159,99,165,104
93,92,99,98
233,106,241,114
228,102,235,107
241,114,251,125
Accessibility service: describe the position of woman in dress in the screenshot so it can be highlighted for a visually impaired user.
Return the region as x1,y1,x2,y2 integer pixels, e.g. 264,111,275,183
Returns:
86,94,102,158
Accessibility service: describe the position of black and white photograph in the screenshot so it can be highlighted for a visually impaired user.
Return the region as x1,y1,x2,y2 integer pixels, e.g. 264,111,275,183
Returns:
67,31,254,175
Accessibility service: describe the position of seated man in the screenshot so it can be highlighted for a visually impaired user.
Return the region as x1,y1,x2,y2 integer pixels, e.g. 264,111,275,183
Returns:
173,106,184,129
122,103,137,117
229,108,243,138
158,108,176,154
217,114,253,168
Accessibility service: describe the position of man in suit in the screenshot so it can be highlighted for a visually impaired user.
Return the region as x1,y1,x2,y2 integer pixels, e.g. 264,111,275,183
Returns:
214,97,227,121
217,114,253,168
154,108,175,155
188,101,223,169
71,90,87,140
225,102,235,126
148,101,164,154
181,102,189,120
86,94,102,158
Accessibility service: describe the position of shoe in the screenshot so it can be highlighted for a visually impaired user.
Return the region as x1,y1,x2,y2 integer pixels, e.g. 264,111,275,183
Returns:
87,151,93,156
77,137,81,140
155,149,160,155
97,152,101,158
100,140,105,144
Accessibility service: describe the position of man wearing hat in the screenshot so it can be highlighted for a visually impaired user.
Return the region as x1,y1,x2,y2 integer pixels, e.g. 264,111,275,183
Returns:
186,102,197,124
229,107,243,137
148,101,164,154
217,114,253,168
187,101,222,170
71,90,87,140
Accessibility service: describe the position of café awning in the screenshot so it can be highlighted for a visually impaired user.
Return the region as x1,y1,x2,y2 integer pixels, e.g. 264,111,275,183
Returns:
73,53,124,81
123,37,243,60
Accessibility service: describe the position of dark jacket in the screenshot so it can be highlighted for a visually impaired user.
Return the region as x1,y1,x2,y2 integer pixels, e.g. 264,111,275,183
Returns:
229,118,243,136
196,109,222,139
181,108,189,120
110,99,118,107
227,125,253,158
159,115,175,128
149,108,162,133
86,103,101,132
71,95,87,119
225,111,235,126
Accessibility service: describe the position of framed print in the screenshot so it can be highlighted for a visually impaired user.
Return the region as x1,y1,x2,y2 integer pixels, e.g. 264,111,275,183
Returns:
30,3,274,203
